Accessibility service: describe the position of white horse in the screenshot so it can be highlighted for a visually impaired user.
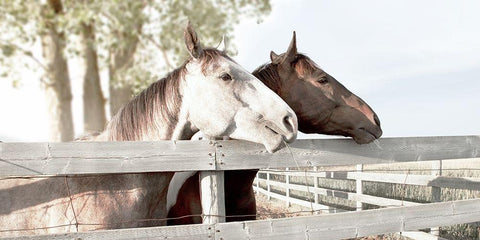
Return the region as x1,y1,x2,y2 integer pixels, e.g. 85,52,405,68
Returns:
0,23,297,237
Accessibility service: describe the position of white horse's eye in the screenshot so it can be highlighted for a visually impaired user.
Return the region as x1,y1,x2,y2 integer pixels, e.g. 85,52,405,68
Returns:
220,73,232,81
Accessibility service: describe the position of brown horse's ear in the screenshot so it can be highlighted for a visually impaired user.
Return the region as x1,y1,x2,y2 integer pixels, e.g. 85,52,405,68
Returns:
184,21,204,59
283,31,297,64
270,51,282,64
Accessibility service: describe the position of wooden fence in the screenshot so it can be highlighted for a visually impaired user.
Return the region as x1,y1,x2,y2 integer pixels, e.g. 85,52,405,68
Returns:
1,136,479,239
254,160,480,212
253,159,480,239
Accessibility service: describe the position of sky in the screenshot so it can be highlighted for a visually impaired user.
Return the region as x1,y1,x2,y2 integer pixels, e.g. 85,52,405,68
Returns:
1,0,479,142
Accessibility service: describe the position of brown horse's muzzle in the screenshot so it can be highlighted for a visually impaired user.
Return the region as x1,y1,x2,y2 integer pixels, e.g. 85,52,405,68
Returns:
319,105,382,144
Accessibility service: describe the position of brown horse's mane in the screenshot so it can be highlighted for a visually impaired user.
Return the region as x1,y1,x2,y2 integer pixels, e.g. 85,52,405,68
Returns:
105,48,232,141
252,63,281,93
252,53,318,93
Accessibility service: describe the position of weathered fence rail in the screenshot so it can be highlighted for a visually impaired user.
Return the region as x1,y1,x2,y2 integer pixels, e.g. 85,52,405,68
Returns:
1,136,479,176
5,198,480,240
1,136,479,239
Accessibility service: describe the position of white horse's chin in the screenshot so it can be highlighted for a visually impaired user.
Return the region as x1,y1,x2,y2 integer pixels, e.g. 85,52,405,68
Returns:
259,126,286,153
264,140,284,153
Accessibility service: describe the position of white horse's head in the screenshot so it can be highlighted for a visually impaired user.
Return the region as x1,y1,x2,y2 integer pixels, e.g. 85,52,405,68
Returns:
103,23,297,153
182,23,297,152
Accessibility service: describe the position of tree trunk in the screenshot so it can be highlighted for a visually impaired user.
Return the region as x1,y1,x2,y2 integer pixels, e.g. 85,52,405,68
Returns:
40,0,74,142
109,82,134,117
108,37,139,117
80,22,107,133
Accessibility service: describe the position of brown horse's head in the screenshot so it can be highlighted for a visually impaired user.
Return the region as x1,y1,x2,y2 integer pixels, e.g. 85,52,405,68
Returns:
253,32,382,144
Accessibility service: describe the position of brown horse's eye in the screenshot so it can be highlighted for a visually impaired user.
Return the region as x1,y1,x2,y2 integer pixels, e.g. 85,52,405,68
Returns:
316,77,328,84
220,73,232,81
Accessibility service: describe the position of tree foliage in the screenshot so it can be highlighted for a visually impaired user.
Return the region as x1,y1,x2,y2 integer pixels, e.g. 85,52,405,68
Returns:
2,0,271,88
0,0,271,138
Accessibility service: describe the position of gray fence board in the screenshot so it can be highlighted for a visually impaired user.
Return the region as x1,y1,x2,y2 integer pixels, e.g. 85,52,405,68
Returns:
1,136,479,176
1,223,214,240
1,136,479,239
217,136,480,169
0,141,216,176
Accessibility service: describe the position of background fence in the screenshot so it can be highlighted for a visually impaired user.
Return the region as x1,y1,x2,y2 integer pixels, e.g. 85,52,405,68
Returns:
254,160,480,211
1,136,479,239
253,158,480,239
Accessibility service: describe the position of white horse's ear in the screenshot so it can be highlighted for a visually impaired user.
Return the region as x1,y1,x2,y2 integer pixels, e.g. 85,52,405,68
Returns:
217,35,228,52
184,21,204,59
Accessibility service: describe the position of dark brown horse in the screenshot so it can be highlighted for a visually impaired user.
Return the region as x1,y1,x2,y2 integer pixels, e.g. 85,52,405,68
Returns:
166,32,382,224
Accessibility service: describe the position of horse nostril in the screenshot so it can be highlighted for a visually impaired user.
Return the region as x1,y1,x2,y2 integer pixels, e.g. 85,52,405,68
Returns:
374,114,381,127
283,115,295,133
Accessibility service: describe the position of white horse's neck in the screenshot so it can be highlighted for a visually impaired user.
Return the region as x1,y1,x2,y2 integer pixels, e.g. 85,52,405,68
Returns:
96,74,201,142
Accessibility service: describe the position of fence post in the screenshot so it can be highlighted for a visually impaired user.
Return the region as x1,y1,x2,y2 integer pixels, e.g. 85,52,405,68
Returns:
356,164,363,211
285,167,291,207
313,166,319,205
267,171,271,201
200,171,226,224
430,160,442,236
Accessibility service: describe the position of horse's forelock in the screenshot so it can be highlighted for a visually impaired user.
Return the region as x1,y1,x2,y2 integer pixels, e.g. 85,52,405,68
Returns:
253,54,321,92
199,48,235,74
292,54,320,78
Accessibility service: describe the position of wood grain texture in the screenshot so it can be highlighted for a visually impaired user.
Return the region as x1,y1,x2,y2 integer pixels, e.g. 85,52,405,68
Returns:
217,136,480,169
215,198,480,240
1,136,479,239
200,171,226,224
5,199,480,240
1,223,215,240
0,141,216,176
1,136,478,176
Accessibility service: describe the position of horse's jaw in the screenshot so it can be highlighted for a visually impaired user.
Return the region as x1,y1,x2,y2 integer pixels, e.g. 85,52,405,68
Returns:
170,117,199,141
227,118,296,153
350,127,383,144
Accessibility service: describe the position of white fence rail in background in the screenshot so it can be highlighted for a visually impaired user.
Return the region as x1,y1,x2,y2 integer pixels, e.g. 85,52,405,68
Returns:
253,158,480,238
254,159,480,210
0,136,479,239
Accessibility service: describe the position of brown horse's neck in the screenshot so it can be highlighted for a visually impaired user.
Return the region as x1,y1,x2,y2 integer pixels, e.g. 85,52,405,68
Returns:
252,63,282,94
167,170,258,225
224,170,258,222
